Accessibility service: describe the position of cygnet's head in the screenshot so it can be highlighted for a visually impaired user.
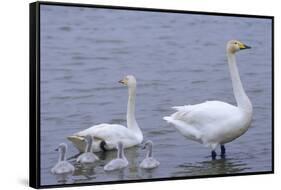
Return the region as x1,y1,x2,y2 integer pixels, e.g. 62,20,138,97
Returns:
143,140,153,149
55,143,67,152
119,75,136,88
227,40,251,54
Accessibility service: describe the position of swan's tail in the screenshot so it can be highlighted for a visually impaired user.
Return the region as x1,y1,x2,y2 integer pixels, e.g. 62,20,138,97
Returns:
163,116,173,123
163,116,201,141
172,106,183,111
68,135,108,152
172,105,192,112
67,135,86,153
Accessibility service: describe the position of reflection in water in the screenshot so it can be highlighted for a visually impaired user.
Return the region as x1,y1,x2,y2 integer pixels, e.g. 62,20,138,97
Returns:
104,169,126,181
139,167,159,179
173,156,251,177
52,174,70,184
73,165,97,183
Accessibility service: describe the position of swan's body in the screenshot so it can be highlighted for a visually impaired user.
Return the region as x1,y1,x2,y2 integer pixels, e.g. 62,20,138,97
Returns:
163,40,253,159
140,140,160,169
76,135,99,166
68,75,143,152
51,143,75,178
104,142,128,171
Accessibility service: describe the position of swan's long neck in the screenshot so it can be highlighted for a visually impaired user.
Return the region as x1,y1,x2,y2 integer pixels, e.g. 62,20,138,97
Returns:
146,144,153,158
85,138,92,153
117,145,125,159
59,148,66,162
127,85,142,135
227,53,252,112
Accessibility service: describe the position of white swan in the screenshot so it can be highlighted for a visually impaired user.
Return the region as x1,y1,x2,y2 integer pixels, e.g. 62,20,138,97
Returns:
163,40,253,159
139,140,160,169
68,75,143,152
104,142,128,171
76,135,99,166
51,143,75,178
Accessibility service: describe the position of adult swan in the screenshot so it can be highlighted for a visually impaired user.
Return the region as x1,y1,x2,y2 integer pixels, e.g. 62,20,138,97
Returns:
68,75,143,152
163,40,253,159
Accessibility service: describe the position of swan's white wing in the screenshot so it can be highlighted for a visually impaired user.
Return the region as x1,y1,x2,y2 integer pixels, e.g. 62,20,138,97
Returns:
76,123,138,142
164,101,243,147
171,101,239,125
75,123,125,137
68,123,141,152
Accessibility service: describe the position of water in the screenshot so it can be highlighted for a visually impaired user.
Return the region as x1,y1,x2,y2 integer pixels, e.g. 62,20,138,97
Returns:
40,5,272,186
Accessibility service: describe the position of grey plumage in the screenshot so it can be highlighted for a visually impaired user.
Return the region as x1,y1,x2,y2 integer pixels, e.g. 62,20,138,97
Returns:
51,143,75,178
139,140,160,169
104,142,128,171
76,135,99,166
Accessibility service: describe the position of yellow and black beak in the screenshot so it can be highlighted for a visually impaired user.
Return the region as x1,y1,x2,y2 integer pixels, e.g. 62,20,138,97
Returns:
118,79,124,84
118,79,127,85
239,43,251,50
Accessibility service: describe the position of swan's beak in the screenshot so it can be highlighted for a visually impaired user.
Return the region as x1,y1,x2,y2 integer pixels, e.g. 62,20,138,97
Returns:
239,43,251,50
54,147,59,151
118,79,127,85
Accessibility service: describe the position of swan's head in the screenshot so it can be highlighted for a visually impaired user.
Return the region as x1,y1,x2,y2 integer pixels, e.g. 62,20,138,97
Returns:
227,40,251,54
119,75,137,88
55,143,67,153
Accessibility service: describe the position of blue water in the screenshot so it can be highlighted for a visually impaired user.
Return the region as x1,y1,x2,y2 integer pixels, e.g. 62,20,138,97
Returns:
40,5,272,186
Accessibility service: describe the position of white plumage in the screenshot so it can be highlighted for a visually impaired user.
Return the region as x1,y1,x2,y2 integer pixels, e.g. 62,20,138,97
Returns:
163,40,253,158
68,75,143,152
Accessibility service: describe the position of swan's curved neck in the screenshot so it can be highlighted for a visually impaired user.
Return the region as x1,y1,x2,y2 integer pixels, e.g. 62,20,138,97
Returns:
227,53,252,112
146,145,153,158
127,85,142,135
85,139,92,153
117,146,124,159
59,148,66,162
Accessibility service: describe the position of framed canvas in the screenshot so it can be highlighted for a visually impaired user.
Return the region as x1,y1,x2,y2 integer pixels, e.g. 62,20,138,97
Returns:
29,1,274,188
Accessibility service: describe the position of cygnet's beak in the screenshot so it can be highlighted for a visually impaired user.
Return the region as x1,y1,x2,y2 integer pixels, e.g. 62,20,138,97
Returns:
141,142,147,149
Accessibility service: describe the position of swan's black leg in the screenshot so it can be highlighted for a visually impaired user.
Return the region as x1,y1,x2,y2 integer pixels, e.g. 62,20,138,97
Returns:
221,145,226,157
100,140,107,151
211,150,217,160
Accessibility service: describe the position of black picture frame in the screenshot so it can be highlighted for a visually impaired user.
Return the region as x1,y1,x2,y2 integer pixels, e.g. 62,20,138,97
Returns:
30,1,274,189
